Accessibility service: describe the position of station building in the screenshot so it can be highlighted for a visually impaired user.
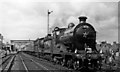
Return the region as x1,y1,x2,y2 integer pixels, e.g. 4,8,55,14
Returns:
11,40,34,51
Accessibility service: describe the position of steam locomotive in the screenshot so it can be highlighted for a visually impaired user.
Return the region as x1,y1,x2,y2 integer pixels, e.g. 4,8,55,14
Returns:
27,16,102,70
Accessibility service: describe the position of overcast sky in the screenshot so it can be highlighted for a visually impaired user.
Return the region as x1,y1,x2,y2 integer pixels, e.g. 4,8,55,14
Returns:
0,0,119,43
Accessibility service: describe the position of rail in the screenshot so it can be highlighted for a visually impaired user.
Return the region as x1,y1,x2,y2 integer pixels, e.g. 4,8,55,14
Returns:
1,55,16,72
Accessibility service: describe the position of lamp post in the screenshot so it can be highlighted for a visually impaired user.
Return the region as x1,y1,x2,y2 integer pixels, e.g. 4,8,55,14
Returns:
47,9,53,35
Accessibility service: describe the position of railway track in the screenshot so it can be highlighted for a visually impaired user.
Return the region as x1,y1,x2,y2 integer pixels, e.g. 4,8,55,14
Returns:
24,52,120,72
4,52,119,72
19,55,29,72
19,55,49,72
17,52,69,72
1,54,16,72
0,55,11,66
0,55,11,70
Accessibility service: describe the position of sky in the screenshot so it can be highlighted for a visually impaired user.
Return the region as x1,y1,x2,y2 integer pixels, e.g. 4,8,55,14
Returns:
0,0,119,43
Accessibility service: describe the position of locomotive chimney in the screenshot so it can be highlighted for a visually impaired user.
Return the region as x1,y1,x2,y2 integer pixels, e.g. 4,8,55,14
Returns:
78,16,87,23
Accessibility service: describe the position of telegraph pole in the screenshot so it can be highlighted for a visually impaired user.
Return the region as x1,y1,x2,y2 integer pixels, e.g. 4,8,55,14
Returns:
47,9,53,35
47,10,53,61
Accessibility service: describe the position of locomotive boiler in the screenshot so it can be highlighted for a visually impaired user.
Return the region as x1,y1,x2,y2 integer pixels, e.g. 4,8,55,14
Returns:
53,16,97,53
